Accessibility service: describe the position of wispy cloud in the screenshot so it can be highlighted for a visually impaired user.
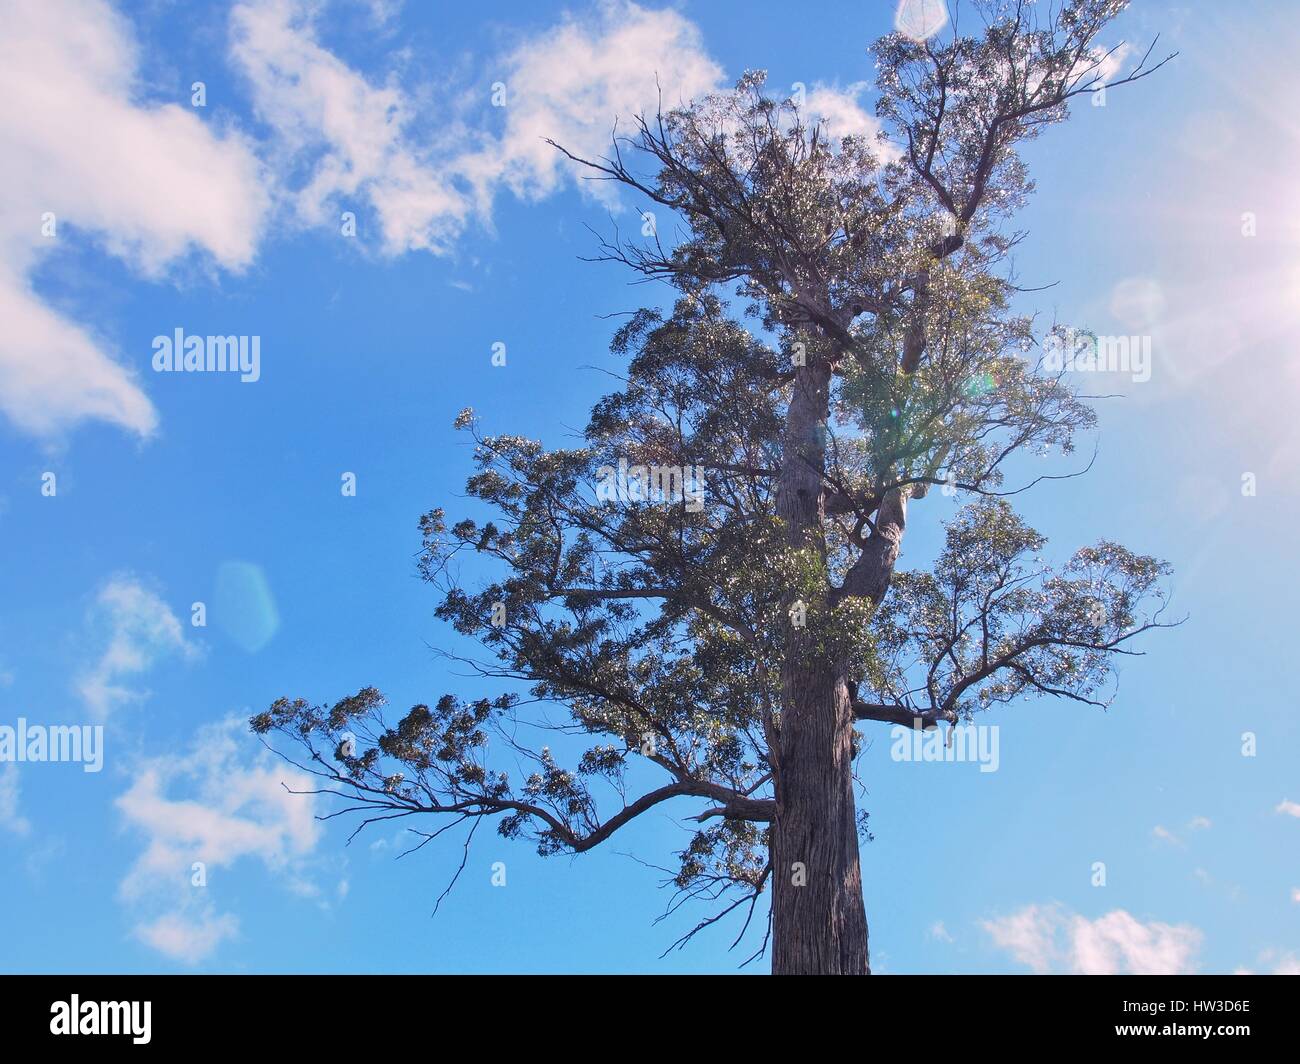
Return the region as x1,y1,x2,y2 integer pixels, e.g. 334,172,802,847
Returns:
230,0,723,254
134,906,241,966
117,716,322,964
456,0,723,206
802,81,891,146
0,764,32,836
928,919,954,944
983,903,1202,975
1151,816,1210,845
230,0,473,255
1152,824,1184,847
1236,950,1300,976
76,576,198,717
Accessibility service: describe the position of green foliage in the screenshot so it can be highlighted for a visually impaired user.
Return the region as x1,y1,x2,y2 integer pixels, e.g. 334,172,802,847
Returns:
250,0,1172,956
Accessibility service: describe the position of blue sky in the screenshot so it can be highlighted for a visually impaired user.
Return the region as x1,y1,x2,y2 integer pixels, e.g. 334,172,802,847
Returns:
1,0,1298,974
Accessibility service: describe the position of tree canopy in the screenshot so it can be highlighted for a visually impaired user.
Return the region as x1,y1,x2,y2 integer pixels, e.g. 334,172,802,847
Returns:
252,0,1174,968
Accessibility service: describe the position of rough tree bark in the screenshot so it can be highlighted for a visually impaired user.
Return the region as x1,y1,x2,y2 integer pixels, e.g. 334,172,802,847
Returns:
770,354,872,975
771,661,869,974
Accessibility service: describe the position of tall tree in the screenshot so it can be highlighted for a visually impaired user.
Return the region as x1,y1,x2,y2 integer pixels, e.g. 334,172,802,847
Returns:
253,1,1175,974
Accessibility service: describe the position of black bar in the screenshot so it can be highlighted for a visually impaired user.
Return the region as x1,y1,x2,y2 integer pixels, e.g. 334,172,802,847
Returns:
0,974,1286,1051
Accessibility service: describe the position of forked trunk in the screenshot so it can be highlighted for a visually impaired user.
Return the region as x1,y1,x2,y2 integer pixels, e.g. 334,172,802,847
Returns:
770,353,871,974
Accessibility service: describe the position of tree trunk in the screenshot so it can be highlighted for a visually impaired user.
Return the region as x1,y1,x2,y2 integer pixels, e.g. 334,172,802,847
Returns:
771,665,870,974
770,352,871,974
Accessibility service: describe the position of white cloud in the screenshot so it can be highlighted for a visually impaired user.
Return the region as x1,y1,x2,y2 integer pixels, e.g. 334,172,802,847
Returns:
117,717,319,897
461,0,723,205
1152,824,1183,847
0,0,267,439
231,0,723,253
1092,41,1133,87
1291,887,1300,904
0,765,32,836
0,282,160,439
1236,951,1300,976
230,0,473,255
134,906,240,966
358,0,402,28
928,919,954,943
1188,816,1212,831
983,903,1202,975
981,903,1060,973
1276,799,1300,819
117,716,321,963
1071,910,1202,975
77,576,198,717
803,82,889,145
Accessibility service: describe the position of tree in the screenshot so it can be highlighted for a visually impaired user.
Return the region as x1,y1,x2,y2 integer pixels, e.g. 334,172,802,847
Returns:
251,0,1176,974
